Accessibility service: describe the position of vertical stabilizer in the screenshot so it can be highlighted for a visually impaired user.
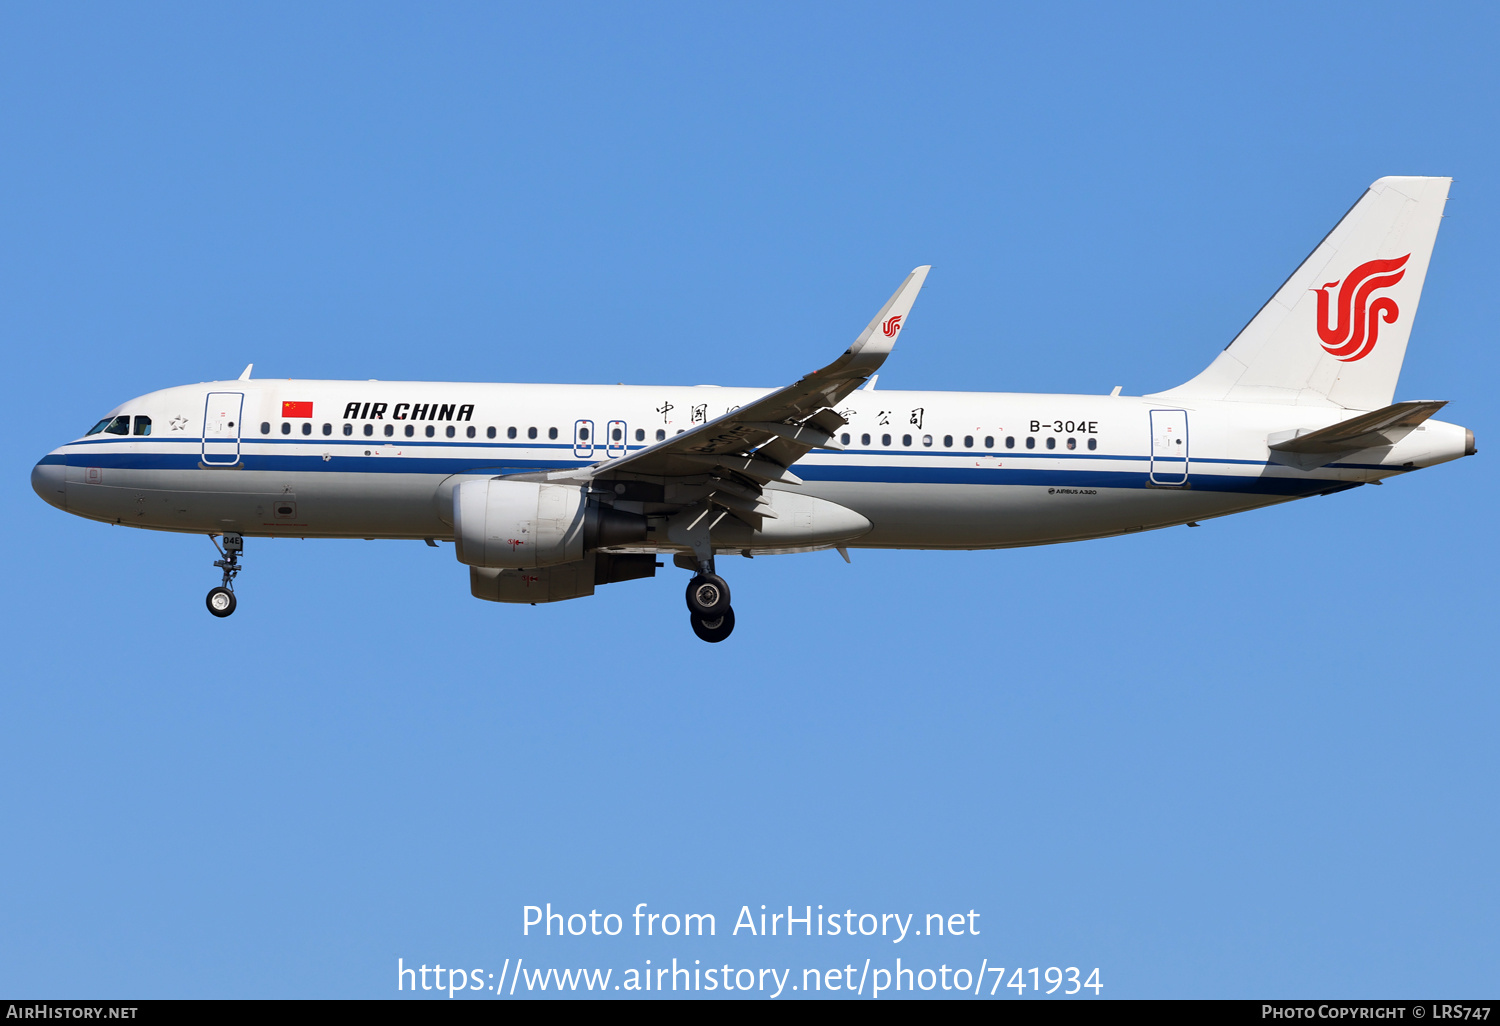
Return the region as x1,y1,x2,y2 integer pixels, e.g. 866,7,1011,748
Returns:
1152,176,1450,410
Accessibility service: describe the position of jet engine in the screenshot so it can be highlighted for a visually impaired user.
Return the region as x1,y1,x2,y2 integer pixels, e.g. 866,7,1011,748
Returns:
452,479,646,569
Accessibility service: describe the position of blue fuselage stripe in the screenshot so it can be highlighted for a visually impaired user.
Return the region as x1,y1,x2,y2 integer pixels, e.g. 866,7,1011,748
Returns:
45,443,1371,498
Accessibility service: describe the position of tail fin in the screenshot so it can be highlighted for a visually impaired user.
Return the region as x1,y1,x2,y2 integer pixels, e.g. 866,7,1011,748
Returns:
1152,176,1451,410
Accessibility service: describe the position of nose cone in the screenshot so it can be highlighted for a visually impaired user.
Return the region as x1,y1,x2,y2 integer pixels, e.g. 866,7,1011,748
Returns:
31,456,66,511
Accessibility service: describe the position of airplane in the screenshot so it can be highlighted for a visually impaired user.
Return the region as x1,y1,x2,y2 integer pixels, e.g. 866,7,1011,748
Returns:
31,176,1474,642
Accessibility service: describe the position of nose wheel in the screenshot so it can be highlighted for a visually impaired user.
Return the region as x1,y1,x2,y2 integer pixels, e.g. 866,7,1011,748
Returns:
207,533,243,618
685,569,734,641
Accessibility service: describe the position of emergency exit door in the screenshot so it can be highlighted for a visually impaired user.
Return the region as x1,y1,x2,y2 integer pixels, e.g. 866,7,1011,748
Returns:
202,392,244,466
1149,409,1189,485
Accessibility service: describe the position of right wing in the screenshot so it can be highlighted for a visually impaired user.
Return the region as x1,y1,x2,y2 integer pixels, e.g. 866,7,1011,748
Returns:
556,265,931,487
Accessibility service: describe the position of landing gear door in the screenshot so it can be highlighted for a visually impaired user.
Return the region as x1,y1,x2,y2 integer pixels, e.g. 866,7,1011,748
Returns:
1149,408,1189,485
203,392,244,466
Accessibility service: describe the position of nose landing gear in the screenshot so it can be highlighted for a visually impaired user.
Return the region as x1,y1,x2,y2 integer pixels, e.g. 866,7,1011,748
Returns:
685,564,734,642
207,533,243,618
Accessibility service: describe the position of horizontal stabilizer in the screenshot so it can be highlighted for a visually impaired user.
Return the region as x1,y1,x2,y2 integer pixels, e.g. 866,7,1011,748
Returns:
1267,400,1446,469
1269,400,1447,453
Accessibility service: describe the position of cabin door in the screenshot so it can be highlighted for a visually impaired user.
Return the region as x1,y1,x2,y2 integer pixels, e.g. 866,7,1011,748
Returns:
202,392,244,466
1149,409,1189,485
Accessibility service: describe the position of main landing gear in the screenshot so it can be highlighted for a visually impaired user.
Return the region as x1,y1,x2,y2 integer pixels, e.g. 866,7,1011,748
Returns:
206,533,243,618
685,567,734,642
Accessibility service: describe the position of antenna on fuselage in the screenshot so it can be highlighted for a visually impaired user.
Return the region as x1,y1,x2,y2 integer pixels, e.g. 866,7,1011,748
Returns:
238,363,253,380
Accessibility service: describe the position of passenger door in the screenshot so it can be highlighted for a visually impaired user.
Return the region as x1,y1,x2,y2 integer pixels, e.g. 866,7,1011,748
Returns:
202,392,244,466
1149,409,1189,485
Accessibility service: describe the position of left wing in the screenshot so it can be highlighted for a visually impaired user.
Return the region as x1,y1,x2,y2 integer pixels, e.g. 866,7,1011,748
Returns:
554,265,931,492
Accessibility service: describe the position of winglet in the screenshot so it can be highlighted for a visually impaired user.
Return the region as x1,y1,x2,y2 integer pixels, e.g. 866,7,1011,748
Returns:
844,265,931,374
238,363,253,380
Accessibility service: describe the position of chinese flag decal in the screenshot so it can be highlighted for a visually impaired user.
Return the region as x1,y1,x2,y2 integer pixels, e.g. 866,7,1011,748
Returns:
282,401,314,418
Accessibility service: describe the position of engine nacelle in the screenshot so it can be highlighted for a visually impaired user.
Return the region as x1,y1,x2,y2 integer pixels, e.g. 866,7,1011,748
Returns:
452,479,646,569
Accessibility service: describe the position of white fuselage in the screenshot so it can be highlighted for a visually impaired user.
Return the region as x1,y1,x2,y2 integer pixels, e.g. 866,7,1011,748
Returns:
32,378,1473,551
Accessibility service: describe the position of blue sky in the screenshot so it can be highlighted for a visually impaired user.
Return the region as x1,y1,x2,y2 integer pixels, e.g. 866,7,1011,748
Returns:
2,1,1496,999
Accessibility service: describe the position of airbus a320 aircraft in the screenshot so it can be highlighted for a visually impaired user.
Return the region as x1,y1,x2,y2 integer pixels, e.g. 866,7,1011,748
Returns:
32,176,1474,641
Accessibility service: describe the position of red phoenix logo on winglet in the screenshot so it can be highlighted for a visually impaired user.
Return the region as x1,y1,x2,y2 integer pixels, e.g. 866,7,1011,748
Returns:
1313,254,1410,362
882,314,903,337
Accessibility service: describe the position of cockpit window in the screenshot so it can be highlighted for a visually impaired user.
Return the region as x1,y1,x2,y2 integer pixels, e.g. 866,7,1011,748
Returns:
133,416,152,436
86,418,113,436
104,416,130,435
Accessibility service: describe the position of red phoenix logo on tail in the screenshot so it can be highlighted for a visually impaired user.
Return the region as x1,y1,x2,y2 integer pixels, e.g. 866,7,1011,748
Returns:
1313,254,1410,362
882,314,903,337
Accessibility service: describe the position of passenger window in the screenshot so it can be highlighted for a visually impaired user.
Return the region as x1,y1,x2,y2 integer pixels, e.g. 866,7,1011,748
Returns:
487,426,496,439
446,426,456,438
943,435,953,447
385,424,395,437
1025,436,1035,449
1066,437,1076,450
425,425,435,438
963,435,973,448
323,423,332,436
105,416,130,435
882,433,892,446
922,434,932,447
282,422,292,435
1046,436,1056,450
507,426,517,439
579,427,590,441
363,424,374,436
548,427,558,440
1005,436,1015,449
527,427,537,439
861,433,871,445
634,428,644,441
656,429,666,440
611,427,622,442
1087,438,1097,451
840,433,850,445
260,422,271,435
466,426,475,438
901,433,912,446
343,424,353,436
405,425,414,437
984,436,994,449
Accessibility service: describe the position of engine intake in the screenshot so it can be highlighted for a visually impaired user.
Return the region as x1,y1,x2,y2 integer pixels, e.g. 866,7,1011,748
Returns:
452,479,646,569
